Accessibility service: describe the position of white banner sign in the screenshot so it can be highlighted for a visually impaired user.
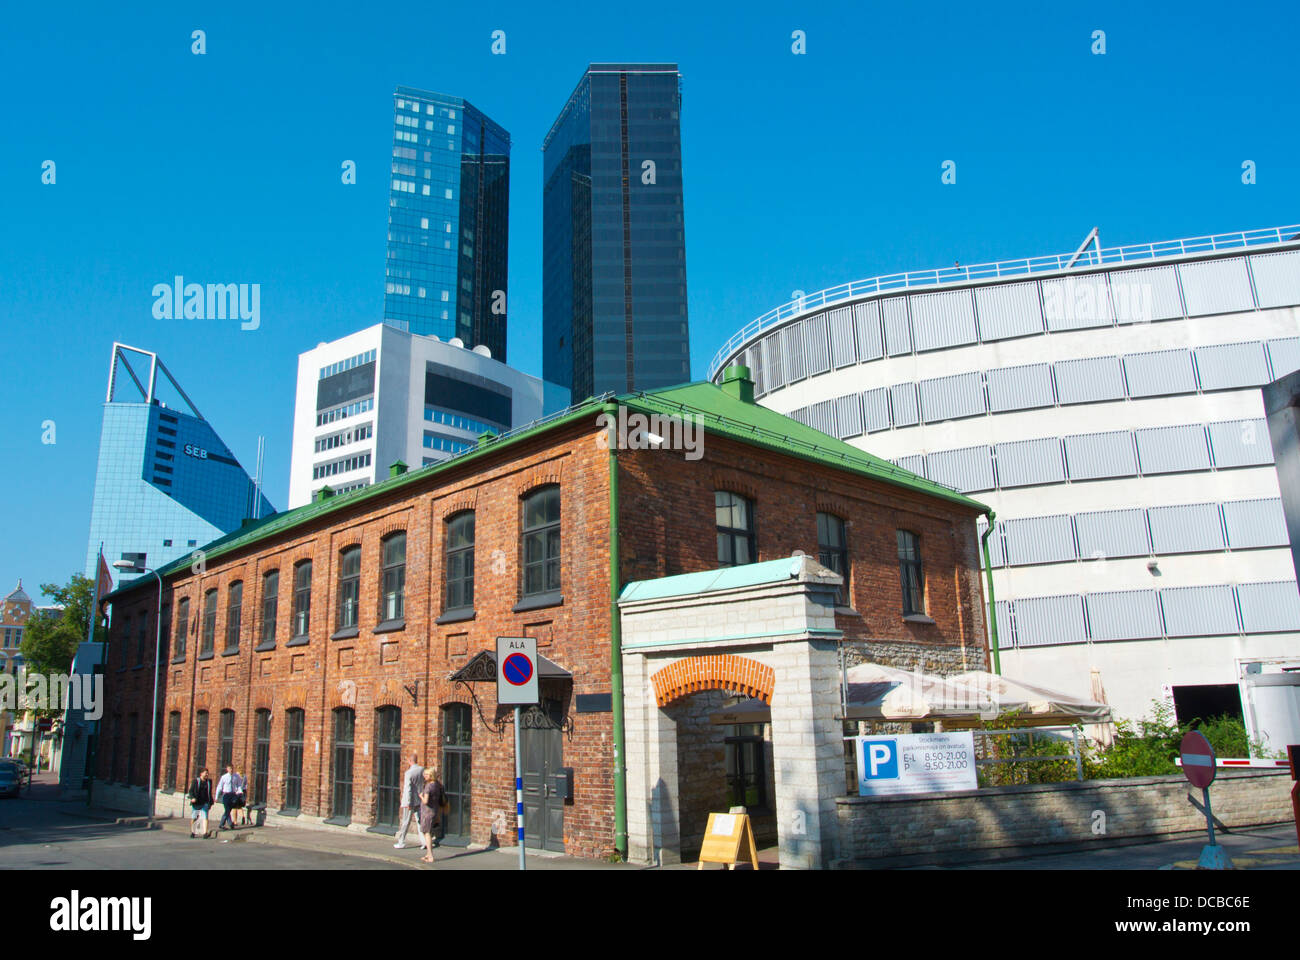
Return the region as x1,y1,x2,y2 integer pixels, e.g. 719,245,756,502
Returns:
855,732,978,796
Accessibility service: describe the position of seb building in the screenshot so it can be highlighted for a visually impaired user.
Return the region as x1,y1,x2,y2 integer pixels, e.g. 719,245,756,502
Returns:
97,369,990,867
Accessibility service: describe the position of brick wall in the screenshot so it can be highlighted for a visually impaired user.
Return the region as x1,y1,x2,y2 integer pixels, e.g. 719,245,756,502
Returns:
835,769,1294,865
96,399,989,860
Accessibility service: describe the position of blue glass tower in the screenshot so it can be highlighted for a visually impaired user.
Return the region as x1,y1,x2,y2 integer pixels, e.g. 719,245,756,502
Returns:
384,86,511,361
84,344,275,578
543,64,690,400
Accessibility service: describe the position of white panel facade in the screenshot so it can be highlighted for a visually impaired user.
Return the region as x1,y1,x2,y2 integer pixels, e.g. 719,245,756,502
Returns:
1194,341,1270,391
1178,257,1255,316
1250,250,1300,309
910,290,978,352
974,281,1043,341
986,363,1055,413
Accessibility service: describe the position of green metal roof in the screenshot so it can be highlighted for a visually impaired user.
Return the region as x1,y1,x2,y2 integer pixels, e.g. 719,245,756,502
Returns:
104,378,985,604
619,380,988,512
619,556,809,602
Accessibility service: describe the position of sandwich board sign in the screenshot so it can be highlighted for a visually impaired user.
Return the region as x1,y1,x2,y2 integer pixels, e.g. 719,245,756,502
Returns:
496,636,538,706
697,812,759,870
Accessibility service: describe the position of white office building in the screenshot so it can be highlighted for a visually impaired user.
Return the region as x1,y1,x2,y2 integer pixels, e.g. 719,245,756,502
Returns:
289,324,569,507
709,224,1300,736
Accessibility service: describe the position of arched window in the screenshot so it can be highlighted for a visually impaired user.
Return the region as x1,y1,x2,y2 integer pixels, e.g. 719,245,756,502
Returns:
332,708,355,820
201,589,218,656
218,709,235,770
283,708,305,811
380,531,406,621
259,570,279,647
193,710,209,775
715,491,756,567
441,704,472,839
165,712,181,790
337,546,361,630
292,561,312,639
173,597,189,659
251,710,271,806
817,512,849,602
374,707,402,827
897,530,925,616
444,513,475,613
224,582,243,652
521,486,561,598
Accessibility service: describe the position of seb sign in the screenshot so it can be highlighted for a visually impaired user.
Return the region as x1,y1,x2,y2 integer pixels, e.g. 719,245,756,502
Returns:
183,443,209,460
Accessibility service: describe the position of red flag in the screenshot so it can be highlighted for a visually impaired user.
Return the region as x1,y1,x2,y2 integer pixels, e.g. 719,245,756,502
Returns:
96,550,114,616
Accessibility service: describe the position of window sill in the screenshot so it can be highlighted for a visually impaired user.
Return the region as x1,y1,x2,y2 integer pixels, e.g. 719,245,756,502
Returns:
253,640,276,653
331,626,360,641
834,606,862,618
221,647,240,658
365,824,397,837
902,614,936,625
198,651,214,661
323,815,351,827
512,592,563,614
435,608,474,625
275,808,300,818
171,655,186,664
286,636,311,648
374,618,405,635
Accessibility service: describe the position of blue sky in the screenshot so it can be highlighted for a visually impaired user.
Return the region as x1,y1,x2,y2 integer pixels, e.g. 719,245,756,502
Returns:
1,0,1297,597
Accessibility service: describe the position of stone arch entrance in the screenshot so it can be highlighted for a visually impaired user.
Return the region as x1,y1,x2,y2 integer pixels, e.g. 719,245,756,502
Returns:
619,556,850,869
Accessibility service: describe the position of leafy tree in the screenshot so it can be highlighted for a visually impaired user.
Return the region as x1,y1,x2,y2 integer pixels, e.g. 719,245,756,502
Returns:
18,574,106,676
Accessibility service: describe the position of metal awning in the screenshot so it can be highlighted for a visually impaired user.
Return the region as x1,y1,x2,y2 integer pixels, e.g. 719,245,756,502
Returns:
446,649,573,683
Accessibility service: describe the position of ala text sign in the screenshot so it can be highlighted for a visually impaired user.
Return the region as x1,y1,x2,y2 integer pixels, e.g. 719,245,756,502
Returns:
496,636,538,705
856,732,978,796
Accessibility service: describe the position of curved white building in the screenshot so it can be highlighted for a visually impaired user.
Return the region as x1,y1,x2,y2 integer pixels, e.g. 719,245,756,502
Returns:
711,224,1300,732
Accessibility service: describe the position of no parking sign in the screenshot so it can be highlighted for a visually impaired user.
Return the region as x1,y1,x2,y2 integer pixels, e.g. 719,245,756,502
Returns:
497,636,538,705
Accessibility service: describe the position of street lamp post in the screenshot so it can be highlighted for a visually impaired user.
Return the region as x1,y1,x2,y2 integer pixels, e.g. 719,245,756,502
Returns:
114,560,163,822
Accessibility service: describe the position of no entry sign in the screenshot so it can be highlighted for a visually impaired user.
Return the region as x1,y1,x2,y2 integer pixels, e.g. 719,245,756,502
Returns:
497,636,538,705
1180,730,1217,789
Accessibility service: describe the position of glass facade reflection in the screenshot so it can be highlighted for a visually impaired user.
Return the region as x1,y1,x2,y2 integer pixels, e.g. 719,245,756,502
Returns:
85,344,275,579
384,86,511,361
543,64,690,400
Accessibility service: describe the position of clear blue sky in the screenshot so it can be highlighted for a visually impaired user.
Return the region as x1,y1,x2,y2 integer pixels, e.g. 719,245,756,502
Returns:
1,0,1297,597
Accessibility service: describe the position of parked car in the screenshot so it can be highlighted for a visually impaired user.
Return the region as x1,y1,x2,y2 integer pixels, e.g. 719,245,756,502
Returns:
0,760,21,798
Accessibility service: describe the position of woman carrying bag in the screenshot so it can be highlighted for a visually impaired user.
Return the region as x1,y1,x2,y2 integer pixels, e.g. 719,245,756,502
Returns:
418,768,446,864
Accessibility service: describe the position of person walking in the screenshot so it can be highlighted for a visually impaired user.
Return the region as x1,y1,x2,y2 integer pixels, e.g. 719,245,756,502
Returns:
188,768,214,838
393,753,424,849
231,767,248,826
418,767,446,864
215,764,240,831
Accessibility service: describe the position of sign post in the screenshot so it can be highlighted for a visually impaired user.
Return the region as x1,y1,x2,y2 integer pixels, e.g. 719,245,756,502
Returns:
497,637,538,872
1181,730,1232,870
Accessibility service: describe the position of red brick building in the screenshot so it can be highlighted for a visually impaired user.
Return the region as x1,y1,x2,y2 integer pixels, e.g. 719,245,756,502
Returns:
97,367,991,861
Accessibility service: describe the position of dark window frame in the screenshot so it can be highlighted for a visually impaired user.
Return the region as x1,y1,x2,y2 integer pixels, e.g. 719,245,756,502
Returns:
715,490,757,568
224,581,243,653
379,531,407,622
292,560,312,640
200,588,218,656
817,512,850,602
165,711,181,790
283,708,305,812
444,512,475,614
897,529,926,616
218,709,235,770
260,570,279,647
173,597,189,659
331,707,355,820
194,709,209,776
252,709,271,806
521,486,561,599
337,545,361,631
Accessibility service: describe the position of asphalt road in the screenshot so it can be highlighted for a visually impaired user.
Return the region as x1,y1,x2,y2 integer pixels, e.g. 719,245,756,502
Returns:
0,783,402,871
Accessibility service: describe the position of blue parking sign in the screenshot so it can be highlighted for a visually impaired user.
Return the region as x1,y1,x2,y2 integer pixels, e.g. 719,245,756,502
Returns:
860,738,899,780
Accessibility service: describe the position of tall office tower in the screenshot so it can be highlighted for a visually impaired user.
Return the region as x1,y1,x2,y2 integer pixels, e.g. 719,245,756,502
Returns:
543,64,691,400
84,343,275,579
384,86,511,361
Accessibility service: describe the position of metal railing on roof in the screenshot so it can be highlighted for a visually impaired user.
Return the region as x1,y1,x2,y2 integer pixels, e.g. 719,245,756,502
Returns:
708,223,1300,378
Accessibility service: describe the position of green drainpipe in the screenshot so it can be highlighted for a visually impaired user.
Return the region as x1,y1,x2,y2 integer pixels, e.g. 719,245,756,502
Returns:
980,509,1001,675
606,405,628,859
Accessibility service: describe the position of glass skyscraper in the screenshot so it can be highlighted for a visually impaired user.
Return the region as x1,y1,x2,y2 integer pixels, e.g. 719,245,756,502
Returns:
384,86,511,362
543,64,691,400
85,343,275,579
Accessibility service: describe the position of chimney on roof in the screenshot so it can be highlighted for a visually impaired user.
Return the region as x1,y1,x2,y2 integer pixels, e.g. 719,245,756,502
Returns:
313,486,335,503
477,430,497,447
719,364,755,404
389,460,409,478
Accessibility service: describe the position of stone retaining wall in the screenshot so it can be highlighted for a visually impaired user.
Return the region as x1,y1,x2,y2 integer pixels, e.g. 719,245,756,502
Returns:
835,769,1292,865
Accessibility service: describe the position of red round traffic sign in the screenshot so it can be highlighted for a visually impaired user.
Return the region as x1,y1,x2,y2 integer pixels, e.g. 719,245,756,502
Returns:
1180,731,1217,789
502,652,533,686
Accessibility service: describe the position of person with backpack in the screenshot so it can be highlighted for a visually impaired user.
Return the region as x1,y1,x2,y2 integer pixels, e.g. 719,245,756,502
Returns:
188,768,214,838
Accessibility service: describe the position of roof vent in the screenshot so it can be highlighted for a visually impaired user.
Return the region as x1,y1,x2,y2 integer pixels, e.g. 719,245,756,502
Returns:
389,460,409,478
472,344,492,358
477,430,497,446
313,485,335,503
448,337,465,348
719,364,755,404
